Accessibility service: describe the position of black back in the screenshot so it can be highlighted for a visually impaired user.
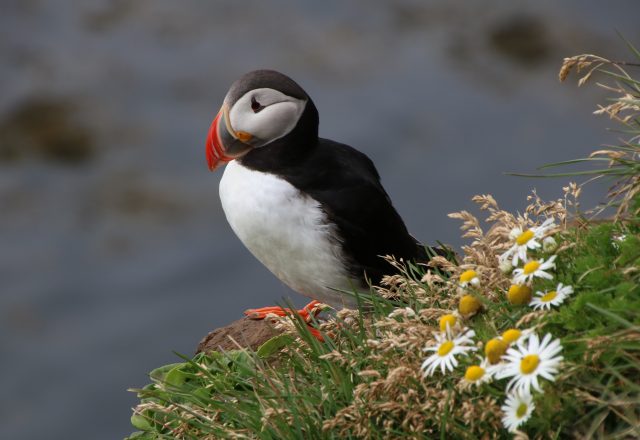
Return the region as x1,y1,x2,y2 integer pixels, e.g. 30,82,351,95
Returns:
234,70,429,285
240,137,426,285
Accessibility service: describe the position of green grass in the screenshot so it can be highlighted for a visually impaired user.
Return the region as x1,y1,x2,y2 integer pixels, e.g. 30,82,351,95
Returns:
126,213,640,438
126,45,640,439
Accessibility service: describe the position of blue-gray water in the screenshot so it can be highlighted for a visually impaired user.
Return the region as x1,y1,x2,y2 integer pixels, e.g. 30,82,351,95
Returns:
1,1,639,439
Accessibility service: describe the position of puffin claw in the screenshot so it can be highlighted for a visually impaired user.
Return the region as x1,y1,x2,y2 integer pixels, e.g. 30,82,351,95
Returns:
244,306,288,319
244,300,324,322
243,300,327,341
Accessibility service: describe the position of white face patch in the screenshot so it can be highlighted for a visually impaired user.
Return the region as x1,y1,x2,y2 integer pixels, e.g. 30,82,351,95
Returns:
227,88,306,147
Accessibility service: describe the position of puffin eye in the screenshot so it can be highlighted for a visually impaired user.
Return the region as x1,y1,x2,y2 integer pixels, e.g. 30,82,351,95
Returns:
251,96,264,113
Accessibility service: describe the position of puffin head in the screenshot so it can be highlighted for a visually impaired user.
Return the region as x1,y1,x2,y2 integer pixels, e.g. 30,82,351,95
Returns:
205,70,317,171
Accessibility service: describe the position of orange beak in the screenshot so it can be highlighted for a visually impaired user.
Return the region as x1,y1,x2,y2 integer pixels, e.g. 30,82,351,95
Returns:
205,109,228,171
205,105,254,171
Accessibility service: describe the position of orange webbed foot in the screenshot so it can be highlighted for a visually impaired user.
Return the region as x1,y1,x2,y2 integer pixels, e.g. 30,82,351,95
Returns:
244,300,326,341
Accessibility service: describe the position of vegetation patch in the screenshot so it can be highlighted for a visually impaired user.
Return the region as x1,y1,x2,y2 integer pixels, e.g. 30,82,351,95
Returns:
127,45,640,439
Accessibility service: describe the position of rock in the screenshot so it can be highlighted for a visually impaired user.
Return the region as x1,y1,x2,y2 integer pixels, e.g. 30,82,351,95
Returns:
195,316,281,354
0,97,94,164
488,15,550,67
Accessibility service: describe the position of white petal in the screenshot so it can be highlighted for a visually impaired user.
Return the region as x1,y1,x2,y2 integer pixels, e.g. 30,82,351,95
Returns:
421,357,434,370
538,271,554,280
539,333,552,349
538,369,556,381
517,247,527,263
531,375,541,392
439,360,447,375
544,341,562,357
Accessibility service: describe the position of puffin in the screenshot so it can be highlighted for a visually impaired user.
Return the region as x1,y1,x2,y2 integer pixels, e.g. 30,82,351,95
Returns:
206,70,439,322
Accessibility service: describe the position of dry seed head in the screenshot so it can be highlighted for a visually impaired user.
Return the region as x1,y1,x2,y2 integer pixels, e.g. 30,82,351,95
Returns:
358,370,382,379
516,311,546,327
420,271,444,286
388,307,417,320
418,308,449,321
578,70,593,86
559,57,577,82
262,407,291,425
558,54,605,82
426,255,458,271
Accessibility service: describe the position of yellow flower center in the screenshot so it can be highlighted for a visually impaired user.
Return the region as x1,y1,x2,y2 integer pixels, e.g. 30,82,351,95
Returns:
464,365,485,382
523,260,540,275
516,229,535,246
459,270,478,283
516,403,528,418
485,338,508,364
459,294,481,316
438,341,455,357
439,314,457,332
520,354,540,374
501,329,522,345
541,291,557,302
507,284,532,305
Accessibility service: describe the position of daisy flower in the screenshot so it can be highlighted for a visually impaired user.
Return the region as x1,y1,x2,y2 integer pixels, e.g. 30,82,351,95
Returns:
463,356,503,386
463,364,489,386
503,218,556,266
498,253,513,274
542,236,558,252
530,283,574,310
485,358,508,377
498,333,563,393
422,328,476,377
501,328,532,345
485,337,509,364
611,234,627,250
512,255,556,285
478,329,532,379
438,314,457,332
459,270,480,288
501,390,535,433
507,284,532,305
458,294,482,317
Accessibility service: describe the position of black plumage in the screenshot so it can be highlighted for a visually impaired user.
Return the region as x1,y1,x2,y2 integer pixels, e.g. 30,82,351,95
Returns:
236,75,430,286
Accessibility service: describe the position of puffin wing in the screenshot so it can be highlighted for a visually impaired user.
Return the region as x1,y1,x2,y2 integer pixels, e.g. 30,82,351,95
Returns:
299,139,425,283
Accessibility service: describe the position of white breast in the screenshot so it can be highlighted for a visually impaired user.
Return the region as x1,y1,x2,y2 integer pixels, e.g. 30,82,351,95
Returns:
219,161,360,308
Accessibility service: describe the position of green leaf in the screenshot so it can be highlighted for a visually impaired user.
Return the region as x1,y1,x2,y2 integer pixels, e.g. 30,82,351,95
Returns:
537,157,614,169
585,303,639,330
149,363,184,382
616,30,640,61
257,334,294,358
124,432,153,440
506,168,630,178
164,366,189,387
130,413,153,431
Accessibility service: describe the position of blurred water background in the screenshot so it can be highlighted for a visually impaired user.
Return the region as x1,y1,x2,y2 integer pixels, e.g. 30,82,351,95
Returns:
1,1,639,438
